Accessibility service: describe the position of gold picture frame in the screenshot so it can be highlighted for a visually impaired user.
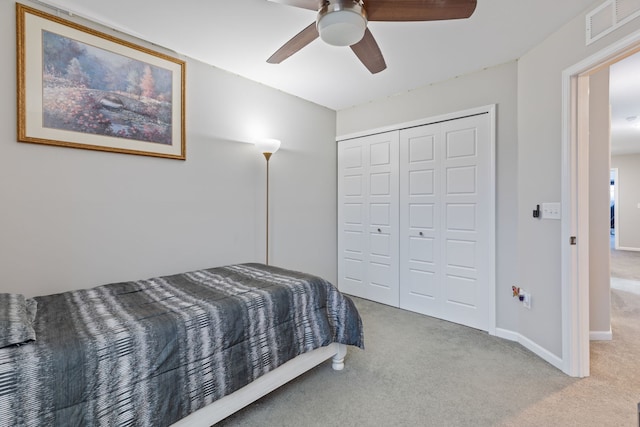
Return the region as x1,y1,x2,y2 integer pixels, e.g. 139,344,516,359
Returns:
17,4,186,160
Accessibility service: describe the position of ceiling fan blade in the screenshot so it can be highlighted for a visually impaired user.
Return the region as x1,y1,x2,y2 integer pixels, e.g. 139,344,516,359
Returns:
267,22,319,64
266,0,322,11
366,0,477,22
350,28,387,74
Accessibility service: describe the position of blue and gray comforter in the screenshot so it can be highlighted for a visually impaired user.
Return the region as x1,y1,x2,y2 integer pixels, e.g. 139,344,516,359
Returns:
0,263,363,426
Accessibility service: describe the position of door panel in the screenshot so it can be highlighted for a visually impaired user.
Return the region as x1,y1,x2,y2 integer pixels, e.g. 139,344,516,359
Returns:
370,141,391,165
409,135,435,162
343,230,363,253
446,128,477,158
339,139,366,298
409,235,434,263
440,114,490,330
399,123,442,315
338,132,399,306
409,203,434,229
446,275,477,306
370,172,391,195
370,232,391,256
369,203,390,225
408,268,437,298
342,175,363,196
400,114,491,331
446,239,476,269
446,204,476,231
343,203,363,224
446,166,477,194
409,170,435,195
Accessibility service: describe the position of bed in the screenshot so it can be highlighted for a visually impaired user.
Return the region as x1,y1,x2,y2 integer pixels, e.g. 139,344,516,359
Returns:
0,263,364,426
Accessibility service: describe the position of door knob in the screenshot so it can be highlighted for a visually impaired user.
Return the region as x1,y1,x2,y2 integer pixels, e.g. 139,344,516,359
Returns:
377,228,381,233
419,232,424,236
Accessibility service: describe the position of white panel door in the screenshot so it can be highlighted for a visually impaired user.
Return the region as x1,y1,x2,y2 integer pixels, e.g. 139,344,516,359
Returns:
338,141,367,298
338,132,399,306
399,123,442,316
399,114,491,331
440,114,491,330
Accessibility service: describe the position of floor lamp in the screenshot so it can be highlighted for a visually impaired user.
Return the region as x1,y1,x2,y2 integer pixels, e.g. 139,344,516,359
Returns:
255,138,281,265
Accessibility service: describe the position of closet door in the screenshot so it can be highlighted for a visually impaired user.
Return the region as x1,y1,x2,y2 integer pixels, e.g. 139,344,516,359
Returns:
399,123,442,316
439,114,491,330
338,132,399,306
400,114,491,331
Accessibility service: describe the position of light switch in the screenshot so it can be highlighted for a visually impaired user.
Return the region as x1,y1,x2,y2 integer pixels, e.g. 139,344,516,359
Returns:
541,202,561,220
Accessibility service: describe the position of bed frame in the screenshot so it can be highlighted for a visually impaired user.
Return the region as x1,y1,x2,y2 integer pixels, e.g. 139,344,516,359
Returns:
172,343,347,426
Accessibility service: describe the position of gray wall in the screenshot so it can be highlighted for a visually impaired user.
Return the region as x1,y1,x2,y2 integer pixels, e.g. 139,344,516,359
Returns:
1,1,337,297
589,68,611,336
516,2,640,357
611,154,640,249
337,61,520,332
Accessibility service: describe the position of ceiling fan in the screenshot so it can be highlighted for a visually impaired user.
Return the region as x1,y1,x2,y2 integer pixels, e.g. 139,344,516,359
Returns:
266,0,477,74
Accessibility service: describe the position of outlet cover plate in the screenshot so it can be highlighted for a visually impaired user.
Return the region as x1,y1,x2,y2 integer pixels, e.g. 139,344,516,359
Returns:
522,292,531,309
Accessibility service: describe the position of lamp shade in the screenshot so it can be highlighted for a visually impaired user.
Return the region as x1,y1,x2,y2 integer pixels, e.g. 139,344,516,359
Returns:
255,138,281,155
317,5,367,47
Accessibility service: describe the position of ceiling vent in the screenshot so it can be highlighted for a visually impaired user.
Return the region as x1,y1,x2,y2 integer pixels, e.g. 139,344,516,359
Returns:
586,0,640,44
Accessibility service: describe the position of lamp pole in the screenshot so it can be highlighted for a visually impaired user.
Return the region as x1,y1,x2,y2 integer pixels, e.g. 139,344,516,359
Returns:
263,151,272,265
255,138,280,266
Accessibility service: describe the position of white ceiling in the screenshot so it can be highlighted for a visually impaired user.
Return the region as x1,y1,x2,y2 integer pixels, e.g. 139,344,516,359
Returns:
44,0,598,111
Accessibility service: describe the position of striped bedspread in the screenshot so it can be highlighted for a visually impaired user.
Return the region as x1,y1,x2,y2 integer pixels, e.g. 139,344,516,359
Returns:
0,263,364,426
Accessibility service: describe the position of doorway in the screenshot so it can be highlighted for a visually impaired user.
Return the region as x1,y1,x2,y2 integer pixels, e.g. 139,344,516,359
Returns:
563,31,640,377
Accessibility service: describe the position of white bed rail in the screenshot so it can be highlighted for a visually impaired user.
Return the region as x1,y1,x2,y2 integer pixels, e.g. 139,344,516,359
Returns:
172,343,347,426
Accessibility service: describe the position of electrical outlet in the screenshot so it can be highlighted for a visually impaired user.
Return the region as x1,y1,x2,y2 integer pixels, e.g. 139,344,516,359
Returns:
516,288,531,309
522,292,531,309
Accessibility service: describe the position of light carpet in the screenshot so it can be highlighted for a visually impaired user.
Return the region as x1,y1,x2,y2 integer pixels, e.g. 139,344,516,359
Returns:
217,288,640,426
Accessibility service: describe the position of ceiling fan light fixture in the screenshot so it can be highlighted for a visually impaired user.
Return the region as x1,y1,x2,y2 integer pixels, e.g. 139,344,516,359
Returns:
317,2,367,47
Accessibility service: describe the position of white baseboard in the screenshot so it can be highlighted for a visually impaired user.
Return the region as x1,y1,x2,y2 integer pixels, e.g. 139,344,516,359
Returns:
494,328,519,342
590,329,612,341
494,328,563,371
616,246,640,252
610,277,640,295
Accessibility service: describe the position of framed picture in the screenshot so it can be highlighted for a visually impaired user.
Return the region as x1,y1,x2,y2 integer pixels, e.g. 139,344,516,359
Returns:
17,4,186,160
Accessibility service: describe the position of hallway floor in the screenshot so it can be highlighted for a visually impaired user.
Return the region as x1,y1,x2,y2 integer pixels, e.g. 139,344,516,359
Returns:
610,232,640,292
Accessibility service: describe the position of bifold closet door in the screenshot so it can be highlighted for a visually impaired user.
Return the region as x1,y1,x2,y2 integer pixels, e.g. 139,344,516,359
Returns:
338,132,399,306
399,123,443,317
400,114,491,331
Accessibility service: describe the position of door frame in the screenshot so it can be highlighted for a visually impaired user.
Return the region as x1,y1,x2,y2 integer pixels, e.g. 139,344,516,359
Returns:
561,29,640,377
337,104,496,335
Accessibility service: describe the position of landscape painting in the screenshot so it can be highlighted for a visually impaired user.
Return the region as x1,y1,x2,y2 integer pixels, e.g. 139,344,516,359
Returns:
17,4,186,160
42,31,174,145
